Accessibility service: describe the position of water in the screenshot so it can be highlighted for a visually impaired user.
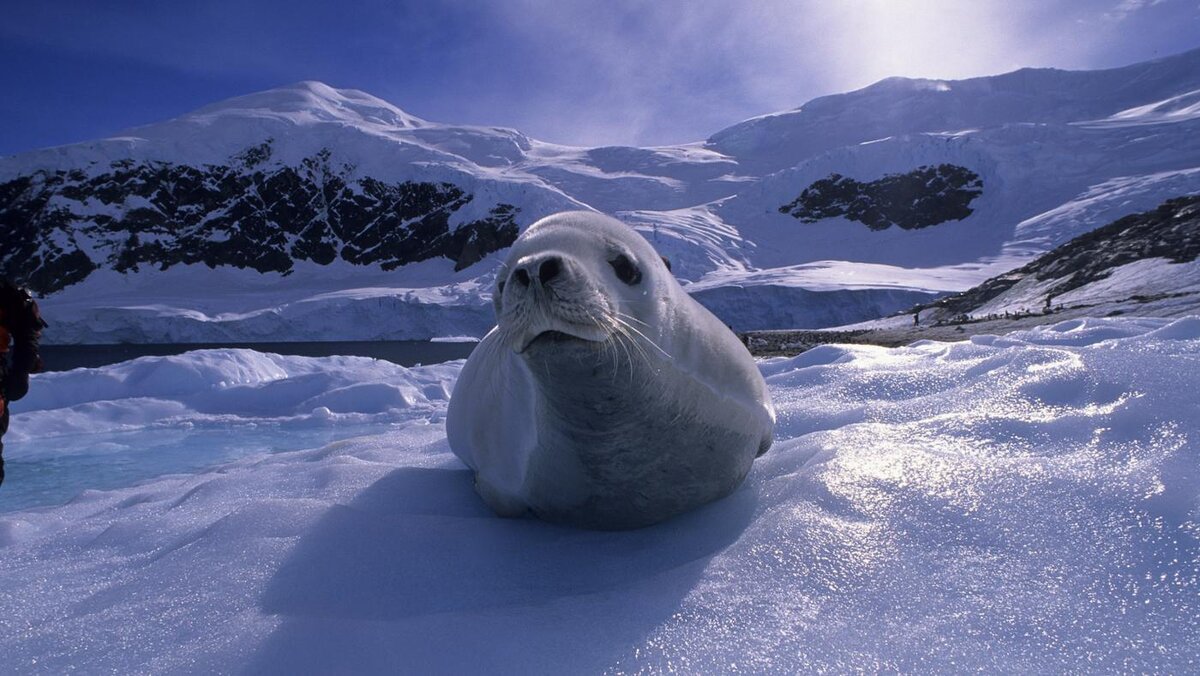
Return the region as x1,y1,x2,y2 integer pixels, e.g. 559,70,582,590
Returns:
2,340,476,513
0,421,407,514
38,340,478,372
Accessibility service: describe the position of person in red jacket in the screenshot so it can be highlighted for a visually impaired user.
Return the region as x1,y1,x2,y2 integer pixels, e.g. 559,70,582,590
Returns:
0,279,46,487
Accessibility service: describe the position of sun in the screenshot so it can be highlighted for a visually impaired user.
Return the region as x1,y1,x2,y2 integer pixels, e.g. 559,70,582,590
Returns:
818,0,1023,87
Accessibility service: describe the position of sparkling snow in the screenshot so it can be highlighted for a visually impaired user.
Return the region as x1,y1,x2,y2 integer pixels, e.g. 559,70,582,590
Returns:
1,317,1198,672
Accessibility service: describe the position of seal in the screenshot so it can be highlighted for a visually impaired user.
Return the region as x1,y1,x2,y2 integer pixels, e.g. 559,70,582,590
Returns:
446,211,775,529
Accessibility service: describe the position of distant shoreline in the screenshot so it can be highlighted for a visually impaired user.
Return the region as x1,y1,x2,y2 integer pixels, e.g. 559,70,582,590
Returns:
36,339,478,372
742,293,1200,357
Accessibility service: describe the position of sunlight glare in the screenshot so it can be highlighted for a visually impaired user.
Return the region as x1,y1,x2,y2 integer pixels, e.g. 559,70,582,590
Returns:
816,0,1023,88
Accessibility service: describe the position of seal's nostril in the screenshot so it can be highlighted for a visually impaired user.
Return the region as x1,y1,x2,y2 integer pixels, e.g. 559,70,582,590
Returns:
538,257,561,284
514,268,531,286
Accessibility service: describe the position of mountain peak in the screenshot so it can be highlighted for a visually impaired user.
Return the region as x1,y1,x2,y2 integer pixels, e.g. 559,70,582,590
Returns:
707,45,1200,171
182,80,426,130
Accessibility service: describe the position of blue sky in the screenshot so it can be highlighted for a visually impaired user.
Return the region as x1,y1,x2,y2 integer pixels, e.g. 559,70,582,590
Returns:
2,0,1199,155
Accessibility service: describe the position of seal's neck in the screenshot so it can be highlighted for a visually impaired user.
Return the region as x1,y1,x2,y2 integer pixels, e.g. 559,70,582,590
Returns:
521,335,667,438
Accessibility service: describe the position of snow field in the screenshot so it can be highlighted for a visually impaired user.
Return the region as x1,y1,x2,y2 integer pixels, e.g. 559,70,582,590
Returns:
0,316,1197,672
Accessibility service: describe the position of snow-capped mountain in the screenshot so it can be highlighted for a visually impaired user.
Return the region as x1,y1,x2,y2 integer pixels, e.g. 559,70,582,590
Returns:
708,48,1200,173
3,49,1200,342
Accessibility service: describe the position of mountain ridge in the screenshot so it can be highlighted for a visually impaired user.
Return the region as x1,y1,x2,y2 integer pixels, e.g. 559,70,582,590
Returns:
3,46,1199,342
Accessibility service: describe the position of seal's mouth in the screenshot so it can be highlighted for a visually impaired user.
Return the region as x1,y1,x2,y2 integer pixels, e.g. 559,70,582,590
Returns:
520,330,604,353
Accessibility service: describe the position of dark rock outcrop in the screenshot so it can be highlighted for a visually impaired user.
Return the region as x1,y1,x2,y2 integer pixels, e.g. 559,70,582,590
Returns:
0,141,521,293
780,164,983,231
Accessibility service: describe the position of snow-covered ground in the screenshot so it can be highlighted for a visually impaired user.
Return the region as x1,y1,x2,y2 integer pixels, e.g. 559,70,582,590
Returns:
2,315,1198,672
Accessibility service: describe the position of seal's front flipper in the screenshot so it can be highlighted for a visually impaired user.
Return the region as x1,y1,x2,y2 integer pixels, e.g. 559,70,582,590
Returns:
474,475,530,518
757,430,773,457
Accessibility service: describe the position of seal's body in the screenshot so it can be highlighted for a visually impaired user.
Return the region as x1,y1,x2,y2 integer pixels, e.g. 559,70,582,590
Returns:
447,212,774,529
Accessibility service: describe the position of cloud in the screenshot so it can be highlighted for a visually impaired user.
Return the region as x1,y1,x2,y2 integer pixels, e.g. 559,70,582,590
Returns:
1103,0,1168,22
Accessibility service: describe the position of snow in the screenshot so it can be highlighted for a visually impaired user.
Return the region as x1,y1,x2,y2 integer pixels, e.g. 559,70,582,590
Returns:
184,81,429,131
1091,88,1200,126
971,257,1200,318
2,315,1198,671
1010,167,1200,255
10,48,1200,341
0,350,458,513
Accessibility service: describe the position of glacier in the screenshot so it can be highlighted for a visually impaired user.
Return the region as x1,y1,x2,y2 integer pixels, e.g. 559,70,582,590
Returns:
1,316,1197,672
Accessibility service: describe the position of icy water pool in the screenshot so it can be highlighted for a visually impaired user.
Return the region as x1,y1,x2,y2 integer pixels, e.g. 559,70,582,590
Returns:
3,343,470,513
0,422,407,513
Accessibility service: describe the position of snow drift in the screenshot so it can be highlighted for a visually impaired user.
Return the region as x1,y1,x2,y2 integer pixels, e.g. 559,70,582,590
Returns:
1,316,1197,671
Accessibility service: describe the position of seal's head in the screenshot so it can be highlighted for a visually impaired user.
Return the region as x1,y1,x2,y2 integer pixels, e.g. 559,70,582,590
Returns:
493,211,670,355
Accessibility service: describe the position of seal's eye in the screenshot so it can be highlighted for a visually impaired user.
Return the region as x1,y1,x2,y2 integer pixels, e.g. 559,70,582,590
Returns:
609,254,642,285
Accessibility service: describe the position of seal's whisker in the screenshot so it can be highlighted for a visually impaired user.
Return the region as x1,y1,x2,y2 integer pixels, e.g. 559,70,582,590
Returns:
612,317,647,384
600,312,655,384
480,329,520,399
612,315,658,368
614,330,644,384
588,311,618,384
585,310,628,385
610,329,631,385
613,311,653,328
612,313,670,359
616,322,652,370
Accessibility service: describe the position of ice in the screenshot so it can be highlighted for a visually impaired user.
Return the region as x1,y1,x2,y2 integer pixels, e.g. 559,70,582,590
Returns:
1,349,458,513
1,316,1198,671
0,423,396,514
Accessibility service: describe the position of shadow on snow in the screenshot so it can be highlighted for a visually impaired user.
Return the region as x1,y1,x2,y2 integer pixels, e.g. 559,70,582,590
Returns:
249,463,758,672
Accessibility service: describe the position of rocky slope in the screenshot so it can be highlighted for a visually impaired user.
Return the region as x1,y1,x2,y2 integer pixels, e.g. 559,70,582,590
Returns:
745,195,1200,355
919,194,1200,321
0,142,519,293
